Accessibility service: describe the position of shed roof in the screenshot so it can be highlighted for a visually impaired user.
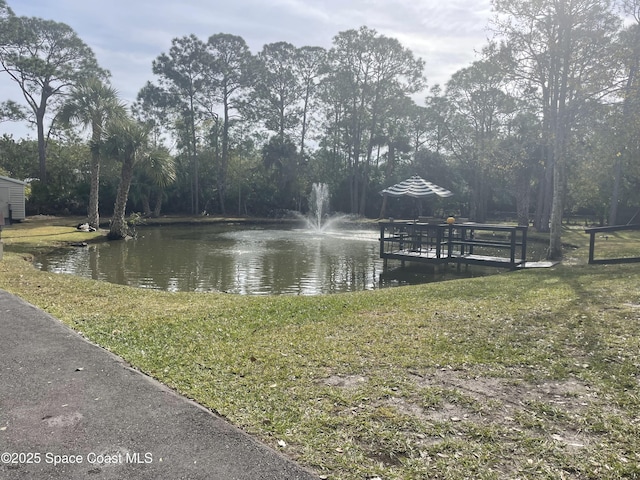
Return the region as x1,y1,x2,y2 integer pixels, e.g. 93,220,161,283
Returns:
0,175,26,186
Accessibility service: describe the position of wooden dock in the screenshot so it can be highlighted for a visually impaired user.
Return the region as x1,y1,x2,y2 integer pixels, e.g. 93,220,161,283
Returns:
379,221,528,270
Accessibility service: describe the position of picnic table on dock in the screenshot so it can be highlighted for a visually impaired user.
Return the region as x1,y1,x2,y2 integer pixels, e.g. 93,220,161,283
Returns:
379,220,528,270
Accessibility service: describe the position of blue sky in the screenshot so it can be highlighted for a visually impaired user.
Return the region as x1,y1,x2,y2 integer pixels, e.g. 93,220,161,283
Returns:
1,0,493,139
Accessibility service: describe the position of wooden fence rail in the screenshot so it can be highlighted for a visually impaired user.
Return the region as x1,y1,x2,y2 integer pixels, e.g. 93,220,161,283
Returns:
584,224,640,264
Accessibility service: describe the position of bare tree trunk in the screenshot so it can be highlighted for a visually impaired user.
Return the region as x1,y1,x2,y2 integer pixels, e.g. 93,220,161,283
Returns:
141,195,152,217
188,95,199,216
218,104,229,215
535,148,553,233
609,61,637,225
350,164,358,214
36,107,47,184
378,193,388,219
88,151,100,228
109,157,136,240
358,161,370,217
153,194,162,218
515,171,532,227
535,87,553,233
548,15,572,260
548,156,565,259
609,151,623,226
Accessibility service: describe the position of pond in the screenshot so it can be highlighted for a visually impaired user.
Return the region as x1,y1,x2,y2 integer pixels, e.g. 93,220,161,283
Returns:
35,223,537,295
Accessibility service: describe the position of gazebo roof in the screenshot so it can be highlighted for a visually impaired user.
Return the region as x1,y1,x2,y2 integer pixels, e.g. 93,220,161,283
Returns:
380,175,453,198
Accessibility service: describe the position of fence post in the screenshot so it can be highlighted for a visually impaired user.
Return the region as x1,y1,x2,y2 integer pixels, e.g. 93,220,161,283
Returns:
588,231,596,264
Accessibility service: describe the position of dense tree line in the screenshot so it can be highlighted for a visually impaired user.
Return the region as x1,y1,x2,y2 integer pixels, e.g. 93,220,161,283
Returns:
1,0,639,256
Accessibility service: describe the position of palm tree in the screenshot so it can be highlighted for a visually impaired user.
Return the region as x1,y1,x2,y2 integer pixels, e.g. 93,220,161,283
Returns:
132,147,176,217
60,77,126,228
102,118,150,240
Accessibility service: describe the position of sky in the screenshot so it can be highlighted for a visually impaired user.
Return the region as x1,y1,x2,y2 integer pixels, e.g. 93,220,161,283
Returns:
1,0,494,139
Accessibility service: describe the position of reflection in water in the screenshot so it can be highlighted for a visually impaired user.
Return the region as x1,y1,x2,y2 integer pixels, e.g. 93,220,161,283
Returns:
36,224,525,295
36,224,393,295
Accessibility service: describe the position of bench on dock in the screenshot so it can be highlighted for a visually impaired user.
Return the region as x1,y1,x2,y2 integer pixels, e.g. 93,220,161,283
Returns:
379,221,528,270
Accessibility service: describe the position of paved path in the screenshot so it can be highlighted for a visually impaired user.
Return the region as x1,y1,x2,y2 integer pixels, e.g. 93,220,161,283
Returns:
0,290,319,480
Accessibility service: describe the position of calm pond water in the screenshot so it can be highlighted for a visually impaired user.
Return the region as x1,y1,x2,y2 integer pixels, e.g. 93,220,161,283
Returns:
35,223,534,295
35,224,384,295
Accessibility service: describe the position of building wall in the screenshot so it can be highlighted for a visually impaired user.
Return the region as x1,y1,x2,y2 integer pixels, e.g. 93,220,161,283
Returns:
0,177,26,221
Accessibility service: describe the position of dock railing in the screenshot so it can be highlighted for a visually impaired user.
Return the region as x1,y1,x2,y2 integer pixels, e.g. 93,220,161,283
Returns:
379,221,528,269
584,224,640,264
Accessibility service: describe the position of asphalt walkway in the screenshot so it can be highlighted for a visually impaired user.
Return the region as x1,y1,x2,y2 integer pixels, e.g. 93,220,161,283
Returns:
0,290,319,480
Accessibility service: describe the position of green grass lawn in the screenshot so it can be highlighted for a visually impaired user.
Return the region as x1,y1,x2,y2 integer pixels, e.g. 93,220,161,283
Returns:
1,217,640,479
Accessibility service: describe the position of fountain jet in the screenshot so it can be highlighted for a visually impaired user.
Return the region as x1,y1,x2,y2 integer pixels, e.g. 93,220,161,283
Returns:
303,183,345,232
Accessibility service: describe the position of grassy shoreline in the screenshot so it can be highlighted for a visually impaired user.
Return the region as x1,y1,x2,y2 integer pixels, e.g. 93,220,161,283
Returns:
1,216,640,479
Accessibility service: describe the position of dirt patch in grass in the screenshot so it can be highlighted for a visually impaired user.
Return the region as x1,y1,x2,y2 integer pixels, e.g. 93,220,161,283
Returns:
379,368,597,453
418,368,595,410
320,374,368,389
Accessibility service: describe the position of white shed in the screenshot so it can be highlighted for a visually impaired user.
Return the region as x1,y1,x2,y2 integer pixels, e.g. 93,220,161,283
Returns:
0,175,26,223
